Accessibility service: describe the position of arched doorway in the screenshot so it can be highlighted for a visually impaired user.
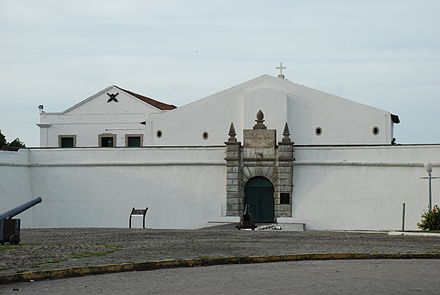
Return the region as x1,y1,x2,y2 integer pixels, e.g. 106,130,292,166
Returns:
244,177,275,223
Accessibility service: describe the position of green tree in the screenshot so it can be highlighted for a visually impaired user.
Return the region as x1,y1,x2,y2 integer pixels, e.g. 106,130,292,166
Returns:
0,130,6,148
8,138,26,148
0,130,26,150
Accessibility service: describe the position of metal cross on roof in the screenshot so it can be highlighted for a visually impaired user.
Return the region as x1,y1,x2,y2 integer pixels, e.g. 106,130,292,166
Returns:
276,62,286,75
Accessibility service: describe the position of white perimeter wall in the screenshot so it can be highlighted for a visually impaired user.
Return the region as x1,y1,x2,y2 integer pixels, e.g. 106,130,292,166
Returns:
0,150,35,227
1,145,439,230
292,145,440,230
27,147,226,229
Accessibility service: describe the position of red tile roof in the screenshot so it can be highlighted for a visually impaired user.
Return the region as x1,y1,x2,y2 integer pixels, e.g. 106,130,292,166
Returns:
115,86,177,110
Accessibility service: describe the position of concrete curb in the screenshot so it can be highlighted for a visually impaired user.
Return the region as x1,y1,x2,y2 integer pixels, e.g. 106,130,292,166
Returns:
1,253,440,284
388,231,440,237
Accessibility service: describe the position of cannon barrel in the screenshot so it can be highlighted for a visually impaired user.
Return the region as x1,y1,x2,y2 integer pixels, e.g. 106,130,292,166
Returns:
0,197,42,220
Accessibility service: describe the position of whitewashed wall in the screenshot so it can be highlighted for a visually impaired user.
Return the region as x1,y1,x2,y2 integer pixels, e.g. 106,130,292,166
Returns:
38,86,168,147
39,75,396,148
151,75,394,146
0,150,36,227
291,145,440,230
27,147,226,228
1,145,439,230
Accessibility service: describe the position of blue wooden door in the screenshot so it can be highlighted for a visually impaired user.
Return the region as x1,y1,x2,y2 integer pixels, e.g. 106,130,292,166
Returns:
244,177,274,223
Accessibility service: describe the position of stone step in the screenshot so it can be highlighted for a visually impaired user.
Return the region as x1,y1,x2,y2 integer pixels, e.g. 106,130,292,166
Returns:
276,222,305,231
253,223,305,231
207,218,305,231
276,218,306,231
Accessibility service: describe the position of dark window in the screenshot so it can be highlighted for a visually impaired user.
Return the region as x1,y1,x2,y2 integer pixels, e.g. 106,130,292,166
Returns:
372,127,379,135
60,137,74,148
315,127,322,136
156,130,162,138
203,132,209,140
280,193,290,205
127,136,141,147
101,136,114,147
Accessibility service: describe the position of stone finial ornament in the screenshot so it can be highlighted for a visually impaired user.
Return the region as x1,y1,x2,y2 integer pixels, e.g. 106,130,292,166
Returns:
228,122,237,142
282,122,291,143
253,110,267,130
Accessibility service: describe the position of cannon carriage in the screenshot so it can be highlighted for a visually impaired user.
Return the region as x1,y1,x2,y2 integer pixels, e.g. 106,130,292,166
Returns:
0,197,42,244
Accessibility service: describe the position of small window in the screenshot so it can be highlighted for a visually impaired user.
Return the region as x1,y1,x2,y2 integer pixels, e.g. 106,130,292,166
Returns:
372,126,379,135
156,130,162,138
59,135,76,148
315,127,322,136
280,193,290,205
126,135,142,147
203,132,209,140
99,134,116,147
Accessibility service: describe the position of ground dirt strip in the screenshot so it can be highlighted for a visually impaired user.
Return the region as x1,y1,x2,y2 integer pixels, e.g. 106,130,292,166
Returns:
1,228,439,283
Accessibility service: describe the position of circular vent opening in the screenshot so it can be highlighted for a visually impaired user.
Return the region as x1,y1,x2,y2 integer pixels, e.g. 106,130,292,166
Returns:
372,127,379,135
315,127,322,136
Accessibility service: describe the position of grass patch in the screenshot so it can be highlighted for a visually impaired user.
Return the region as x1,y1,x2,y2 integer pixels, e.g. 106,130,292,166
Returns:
0,243,39,251
72,251,110,259
0,244,22,251
35,244,123,266
96,243,123,249
45,258,69,264
71,243,123,259
32,258,69,267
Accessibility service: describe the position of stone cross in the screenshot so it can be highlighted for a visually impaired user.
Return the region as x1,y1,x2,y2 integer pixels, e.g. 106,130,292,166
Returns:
276,62,286,75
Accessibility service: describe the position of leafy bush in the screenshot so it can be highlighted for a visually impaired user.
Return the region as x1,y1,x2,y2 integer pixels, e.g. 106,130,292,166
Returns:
417,205,440,230
7,138,25,148
0,130,6,148
0,130,25,150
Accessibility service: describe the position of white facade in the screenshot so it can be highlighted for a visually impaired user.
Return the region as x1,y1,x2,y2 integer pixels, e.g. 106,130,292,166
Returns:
38,75,399,148
2,74,437,231
0,145,439,230
38,86,176,148
152,75,398,146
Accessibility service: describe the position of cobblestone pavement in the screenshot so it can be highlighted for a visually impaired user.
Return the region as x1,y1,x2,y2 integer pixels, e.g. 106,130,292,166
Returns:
1,228,439,275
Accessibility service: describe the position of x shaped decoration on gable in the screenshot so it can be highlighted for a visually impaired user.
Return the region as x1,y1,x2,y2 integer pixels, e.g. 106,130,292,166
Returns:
107,92,119,103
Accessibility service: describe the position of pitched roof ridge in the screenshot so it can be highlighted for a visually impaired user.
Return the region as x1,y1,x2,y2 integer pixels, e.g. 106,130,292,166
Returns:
114,86,177,110
263,75,396,116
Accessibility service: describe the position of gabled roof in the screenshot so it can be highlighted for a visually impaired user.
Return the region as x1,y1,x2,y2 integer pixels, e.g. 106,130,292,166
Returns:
115,86,177,110
165,74,400,124
60,85,177,114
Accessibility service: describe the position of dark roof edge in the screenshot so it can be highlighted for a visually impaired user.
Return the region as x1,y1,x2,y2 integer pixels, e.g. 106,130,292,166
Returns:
26,145,226,150
294,143,440,147
114,86,177,110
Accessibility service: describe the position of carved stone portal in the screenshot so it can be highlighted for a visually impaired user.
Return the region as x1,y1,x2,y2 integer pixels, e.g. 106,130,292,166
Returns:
225,110,294,221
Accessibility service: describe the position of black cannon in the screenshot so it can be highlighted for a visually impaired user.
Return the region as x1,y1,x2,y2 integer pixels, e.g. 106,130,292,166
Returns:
236,204,256,230
0,197,42,245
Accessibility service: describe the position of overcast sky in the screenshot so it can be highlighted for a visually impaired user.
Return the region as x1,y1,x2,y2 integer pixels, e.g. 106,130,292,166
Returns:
1,0,439,147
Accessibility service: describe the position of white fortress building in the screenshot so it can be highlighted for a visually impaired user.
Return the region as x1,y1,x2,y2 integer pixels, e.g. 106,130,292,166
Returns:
37,86,177,148
1,73,439,230
38,75,399,148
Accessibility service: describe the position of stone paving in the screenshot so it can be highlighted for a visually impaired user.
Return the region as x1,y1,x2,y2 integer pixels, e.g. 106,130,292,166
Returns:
1,228,439,275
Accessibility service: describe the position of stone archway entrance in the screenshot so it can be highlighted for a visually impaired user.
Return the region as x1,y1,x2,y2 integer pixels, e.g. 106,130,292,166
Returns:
225,110,294,220
244,177,275,223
